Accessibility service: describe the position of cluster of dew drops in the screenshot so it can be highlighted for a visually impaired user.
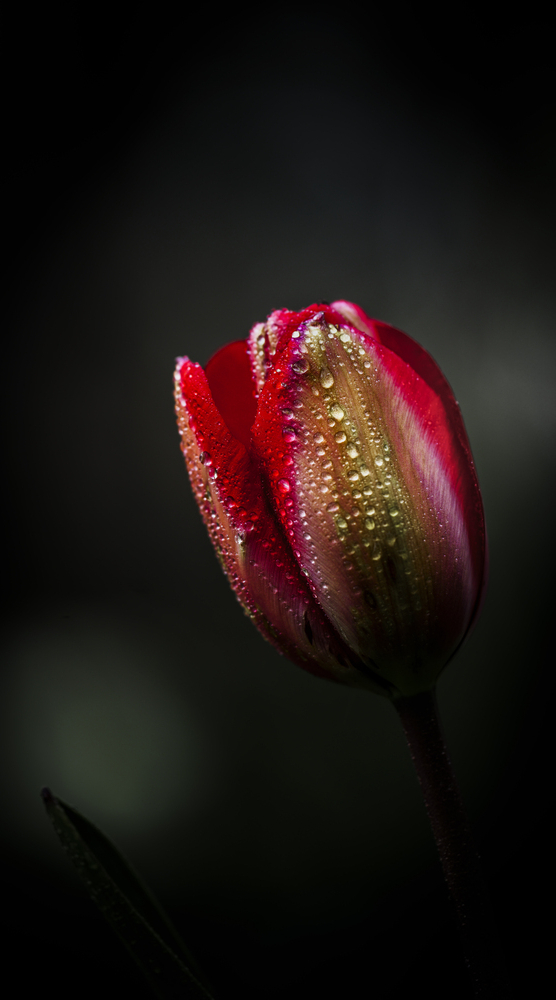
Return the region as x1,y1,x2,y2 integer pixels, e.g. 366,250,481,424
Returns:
260,317,424,616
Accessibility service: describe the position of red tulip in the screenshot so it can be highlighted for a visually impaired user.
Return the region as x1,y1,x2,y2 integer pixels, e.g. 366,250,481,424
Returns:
174,301,487,698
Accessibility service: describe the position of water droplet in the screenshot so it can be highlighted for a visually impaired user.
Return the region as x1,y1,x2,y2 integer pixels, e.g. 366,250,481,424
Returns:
346,444,359,459
278,479,291,493
389,505,400,518
375,456,384,467
330,404,345,421
327,502,340,513
283,428,297,442
199,451,212,466
322,460,332,469
347,470,359,482
292,358,310,374
320,485,329,494
316,447,326,457
386,532,396,546
244,521,255,532
360,464,370,477
365,517,375,530
314,432,325,444
281,408,294,419
340,332,351,343
320,368,334,388
334,431,347,443
337,518,348,530
372,542,382,561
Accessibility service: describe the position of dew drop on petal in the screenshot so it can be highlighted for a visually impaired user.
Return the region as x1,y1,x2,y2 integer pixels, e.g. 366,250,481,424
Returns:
283,428,297,442
337,518,348,530
360,465,370,477
314,432,325,444
365,517,375,530
281,408,294,419
327,502,340,512
346,444,359,459
335,431,347,443
347,470,359,482
340,332,351,343
278,479,291,493
372,542,382,560
292,358,310,374
320,368,334,388
375,457,384,468
330,404,345,421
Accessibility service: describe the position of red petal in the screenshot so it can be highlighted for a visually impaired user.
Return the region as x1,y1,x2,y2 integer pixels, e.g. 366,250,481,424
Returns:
175,356,378,690
373,320,487,632
251,312,485,694
205,339,258,450
333,302,487,632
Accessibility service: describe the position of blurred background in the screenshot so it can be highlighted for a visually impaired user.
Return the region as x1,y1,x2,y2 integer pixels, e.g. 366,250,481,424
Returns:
2,6,554,997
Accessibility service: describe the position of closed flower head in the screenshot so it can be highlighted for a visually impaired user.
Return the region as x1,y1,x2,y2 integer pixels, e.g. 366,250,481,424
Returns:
174,302,487,698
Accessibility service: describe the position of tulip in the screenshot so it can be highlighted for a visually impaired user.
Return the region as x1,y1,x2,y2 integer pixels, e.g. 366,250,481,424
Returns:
174,306,507,994
174,301,487,699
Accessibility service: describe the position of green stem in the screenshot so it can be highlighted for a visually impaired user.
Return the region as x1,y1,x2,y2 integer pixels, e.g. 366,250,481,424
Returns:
393,688,510,997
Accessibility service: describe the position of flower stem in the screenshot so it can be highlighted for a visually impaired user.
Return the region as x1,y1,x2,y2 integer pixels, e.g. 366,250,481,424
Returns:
393,688,510,997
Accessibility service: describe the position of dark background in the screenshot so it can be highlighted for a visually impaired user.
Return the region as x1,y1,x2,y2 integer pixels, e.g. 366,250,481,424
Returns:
2,7,554,997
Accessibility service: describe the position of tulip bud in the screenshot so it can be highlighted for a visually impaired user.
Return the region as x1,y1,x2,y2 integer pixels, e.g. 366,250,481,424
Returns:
174,302,487,698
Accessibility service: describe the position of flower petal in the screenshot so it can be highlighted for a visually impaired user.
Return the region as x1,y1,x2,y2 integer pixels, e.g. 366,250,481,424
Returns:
250,307,482,695
333,301,487,638
204,339,257,450
174,356,383,691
